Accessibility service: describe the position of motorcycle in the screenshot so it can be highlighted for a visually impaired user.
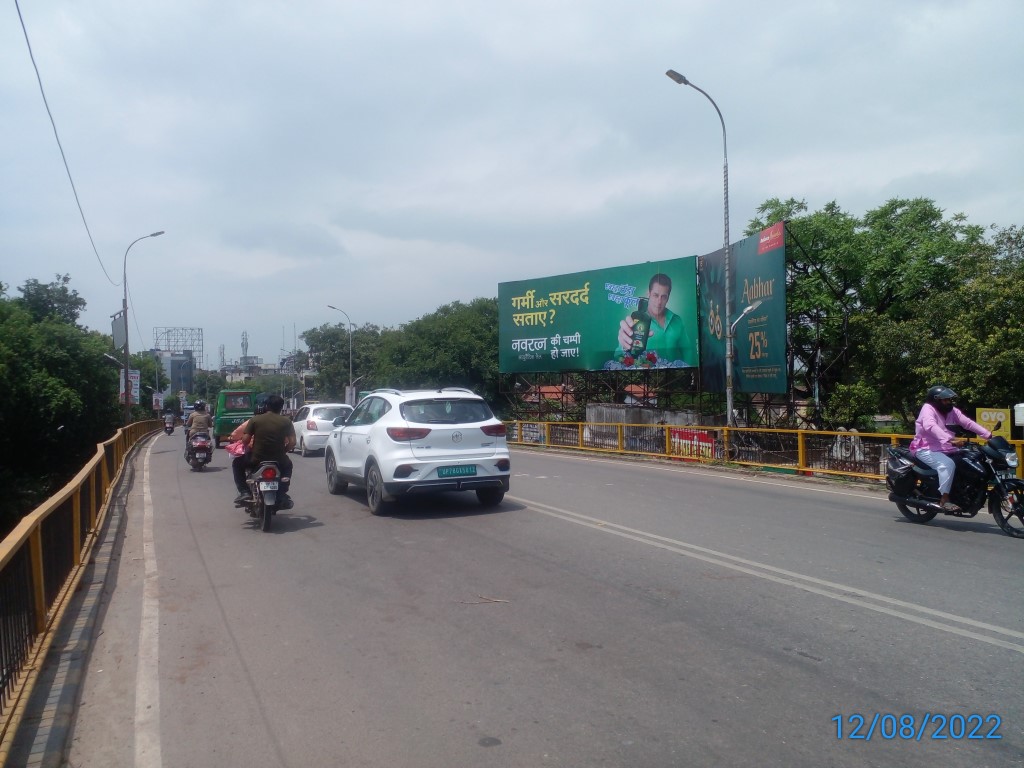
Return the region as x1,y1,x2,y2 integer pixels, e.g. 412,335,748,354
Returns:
239,461,283,532
885,424,1023,538
184,432,213,471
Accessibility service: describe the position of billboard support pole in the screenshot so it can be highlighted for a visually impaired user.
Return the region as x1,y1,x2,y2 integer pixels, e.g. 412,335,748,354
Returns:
665,70,733,424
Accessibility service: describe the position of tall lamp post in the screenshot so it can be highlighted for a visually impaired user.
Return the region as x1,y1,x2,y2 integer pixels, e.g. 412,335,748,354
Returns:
122,230,164,425
664,70,736,424
326,305,354,404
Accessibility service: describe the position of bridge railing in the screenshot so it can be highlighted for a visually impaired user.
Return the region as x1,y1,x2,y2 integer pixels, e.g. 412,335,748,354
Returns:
505,422,1023,481
0,420,158,753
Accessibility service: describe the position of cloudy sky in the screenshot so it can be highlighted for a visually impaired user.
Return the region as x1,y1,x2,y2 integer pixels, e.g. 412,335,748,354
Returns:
3,0,1021,368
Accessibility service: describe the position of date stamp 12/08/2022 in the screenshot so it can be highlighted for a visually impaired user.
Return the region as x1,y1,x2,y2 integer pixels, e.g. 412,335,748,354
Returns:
833,713,1003,741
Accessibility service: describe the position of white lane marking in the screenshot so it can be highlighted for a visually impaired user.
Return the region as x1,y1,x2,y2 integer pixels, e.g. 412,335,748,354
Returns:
511,448,889,502
135,441,162,767
511,495,1024,654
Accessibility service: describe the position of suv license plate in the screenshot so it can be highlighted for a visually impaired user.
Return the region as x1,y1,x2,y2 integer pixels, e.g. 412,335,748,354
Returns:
438,465,476,478
259,481,279,490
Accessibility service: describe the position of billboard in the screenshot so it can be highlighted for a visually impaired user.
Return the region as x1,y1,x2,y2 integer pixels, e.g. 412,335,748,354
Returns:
699,223,787,394
499,257,699,373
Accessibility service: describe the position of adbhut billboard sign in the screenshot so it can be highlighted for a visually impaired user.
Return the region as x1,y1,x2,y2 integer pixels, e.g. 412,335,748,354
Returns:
499,257,699,374
699,223,787,394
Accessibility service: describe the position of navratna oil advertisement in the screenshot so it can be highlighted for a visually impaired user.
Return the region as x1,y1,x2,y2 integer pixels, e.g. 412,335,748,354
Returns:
498,223,787,394
498,257,700,374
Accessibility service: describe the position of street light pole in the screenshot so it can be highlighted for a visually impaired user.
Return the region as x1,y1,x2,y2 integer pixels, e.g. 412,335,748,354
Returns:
326,305,354,404
664,70,735,425
121,230,164,426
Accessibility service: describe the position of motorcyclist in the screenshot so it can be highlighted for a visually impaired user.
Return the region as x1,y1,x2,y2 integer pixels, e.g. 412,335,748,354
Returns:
184,400,214,443
163,411,175,430
908,385,991,512
234,394,296,508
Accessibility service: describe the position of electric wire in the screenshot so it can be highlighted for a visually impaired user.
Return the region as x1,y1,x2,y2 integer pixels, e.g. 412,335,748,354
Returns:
15,0,118,287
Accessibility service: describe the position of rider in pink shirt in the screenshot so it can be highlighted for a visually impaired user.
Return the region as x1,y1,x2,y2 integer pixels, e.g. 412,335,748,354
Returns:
909,385,991,511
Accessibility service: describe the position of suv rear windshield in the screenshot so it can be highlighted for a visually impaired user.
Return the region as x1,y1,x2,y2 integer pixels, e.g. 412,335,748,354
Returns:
401,399,494,424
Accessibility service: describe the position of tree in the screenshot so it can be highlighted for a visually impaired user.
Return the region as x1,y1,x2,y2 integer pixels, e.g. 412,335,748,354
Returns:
15,274,88,325
748,197,999,428
0,295,120,533
372,298,500,404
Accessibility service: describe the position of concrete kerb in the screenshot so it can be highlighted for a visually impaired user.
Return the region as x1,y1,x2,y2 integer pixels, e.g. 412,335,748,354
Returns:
7,435,149,768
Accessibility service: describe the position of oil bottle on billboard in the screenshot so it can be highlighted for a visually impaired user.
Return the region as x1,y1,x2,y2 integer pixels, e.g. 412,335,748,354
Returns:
629,298,651,356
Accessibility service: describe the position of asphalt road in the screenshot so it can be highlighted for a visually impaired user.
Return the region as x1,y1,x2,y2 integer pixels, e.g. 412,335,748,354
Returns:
62,433,1024,767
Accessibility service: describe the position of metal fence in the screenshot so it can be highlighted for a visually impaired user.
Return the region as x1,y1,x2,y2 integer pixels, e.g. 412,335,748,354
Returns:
505,421,1023,481
0,420,157,754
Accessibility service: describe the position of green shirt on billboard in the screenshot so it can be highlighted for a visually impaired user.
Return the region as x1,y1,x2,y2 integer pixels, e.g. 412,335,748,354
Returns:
616,307,688,363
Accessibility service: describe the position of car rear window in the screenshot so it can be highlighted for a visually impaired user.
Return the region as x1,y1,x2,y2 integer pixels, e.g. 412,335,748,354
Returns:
314,406,350,421
401,399,494,424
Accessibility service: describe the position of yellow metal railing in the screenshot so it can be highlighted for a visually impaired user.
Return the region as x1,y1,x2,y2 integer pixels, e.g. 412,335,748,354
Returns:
504,422,1024,481
0,420,158,759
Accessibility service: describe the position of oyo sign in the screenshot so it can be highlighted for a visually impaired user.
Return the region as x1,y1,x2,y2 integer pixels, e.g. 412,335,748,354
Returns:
976,408,1010,439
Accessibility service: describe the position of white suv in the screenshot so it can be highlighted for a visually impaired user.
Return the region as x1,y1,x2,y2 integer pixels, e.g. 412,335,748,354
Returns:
323,388,510,514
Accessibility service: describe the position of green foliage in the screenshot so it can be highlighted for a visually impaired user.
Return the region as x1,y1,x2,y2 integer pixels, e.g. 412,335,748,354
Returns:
303,300,501,406
748,197,1017,427
0,289,120,533
14,274,87,325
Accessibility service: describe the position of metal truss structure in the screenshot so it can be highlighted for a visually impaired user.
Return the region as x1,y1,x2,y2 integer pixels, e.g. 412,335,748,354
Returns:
153,327,204,367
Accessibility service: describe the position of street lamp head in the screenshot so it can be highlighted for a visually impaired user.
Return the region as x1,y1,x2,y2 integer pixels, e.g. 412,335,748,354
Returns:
665,69,689,85
744,299,763,314
150,230,165,237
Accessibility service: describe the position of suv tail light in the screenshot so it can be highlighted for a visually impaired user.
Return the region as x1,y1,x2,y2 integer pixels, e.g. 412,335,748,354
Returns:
387,427,432,441
481,423,507,437
306,420,318,431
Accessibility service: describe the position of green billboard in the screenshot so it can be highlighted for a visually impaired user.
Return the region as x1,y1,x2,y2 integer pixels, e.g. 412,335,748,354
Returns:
499,257,699,373
699,223,787,394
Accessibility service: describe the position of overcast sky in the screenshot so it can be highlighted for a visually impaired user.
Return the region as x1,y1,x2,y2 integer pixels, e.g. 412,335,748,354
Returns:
3,0,1021,368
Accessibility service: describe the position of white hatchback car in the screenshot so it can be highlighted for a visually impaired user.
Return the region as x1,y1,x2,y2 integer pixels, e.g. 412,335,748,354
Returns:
292,403,354,457
323,388,510,514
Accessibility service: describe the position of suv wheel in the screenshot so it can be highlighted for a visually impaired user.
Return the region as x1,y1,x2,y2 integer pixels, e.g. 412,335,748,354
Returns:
366,462,387,516
326,452,348,495
476,488,505,507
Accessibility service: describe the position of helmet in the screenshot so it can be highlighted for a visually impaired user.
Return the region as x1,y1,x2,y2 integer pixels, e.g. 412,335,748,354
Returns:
254,402,268,415
193,399,206,412
926,385,956,401
926,385,956,414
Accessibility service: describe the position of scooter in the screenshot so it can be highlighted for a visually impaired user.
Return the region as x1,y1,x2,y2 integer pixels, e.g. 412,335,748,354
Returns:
885,423,1023,538
163,418,175,435
184,432,213,471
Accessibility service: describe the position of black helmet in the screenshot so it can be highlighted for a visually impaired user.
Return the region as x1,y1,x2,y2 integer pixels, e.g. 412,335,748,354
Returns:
926,385,956,414
254,402,268,415
194,399,206,412
927,385,956,401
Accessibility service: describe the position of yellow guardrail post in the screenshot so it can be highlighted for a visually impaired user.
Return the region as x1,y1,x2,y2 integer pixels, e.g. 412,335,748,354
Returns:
797,430,806,472
28,528,46,635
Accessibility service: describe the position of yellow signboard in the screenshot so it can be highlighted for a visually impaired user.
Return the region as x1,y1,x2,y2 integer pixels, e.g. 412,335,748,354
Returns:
976,407,1011,439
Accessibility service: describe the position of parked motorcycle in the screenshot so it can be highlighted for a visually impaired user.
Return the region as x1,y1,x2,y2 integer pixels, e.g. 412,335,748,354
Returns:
185,432,213,471
885,425,1023,538
239,461,282,532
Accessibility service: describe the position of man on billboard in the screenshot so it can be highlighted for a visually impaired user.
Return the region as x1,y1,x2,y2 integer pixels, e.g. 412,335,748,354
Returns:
614,273,689,364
